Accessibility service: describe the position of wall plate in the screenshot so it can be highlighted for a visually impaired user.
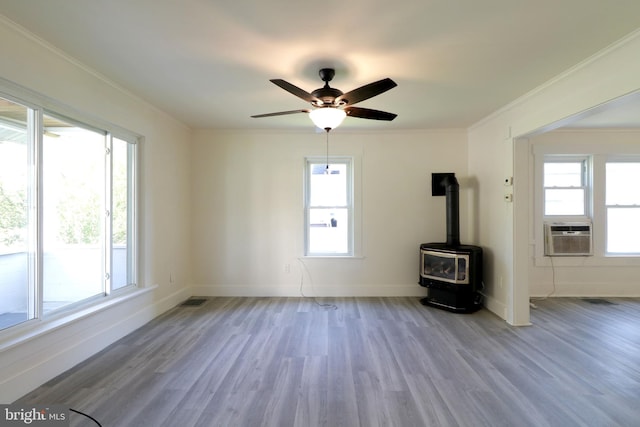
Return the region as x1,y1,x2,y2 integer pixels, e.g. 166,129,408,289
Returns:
432,173,455,196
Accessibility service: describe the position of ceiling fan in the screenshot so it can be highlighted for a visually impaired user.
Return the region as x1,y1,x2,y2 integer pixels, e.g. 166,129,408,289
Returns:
251,68,397,131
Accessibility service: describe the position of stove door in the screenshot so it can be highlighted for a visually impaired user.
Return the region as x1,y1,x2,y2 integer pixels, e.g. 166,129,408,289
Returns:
420,249,470,284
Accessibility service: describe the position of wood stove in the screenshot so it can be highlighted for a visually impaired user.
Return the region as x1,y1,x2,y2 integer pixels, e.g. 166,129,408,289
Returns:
419,175,483,312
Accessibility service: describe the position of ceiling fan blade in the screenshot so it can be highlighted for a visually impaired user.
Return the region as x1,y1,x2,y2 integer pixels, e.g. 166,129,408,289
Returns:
251,109,310,118
344,106,397,121
336,78,397,106
270,79,320,103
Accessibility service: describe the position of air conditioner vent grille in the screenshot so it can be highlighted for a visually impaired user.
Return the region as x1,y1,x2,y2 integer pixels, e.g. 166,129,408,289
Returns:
550,225,590,232
544,222,592,256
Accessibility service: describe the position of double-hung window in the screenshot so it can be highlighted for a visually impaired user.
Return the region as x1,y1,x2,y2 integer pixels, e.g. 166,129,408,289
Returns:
0,92,138,331
605,161,640,254
304,157,353,256
543,157,589,217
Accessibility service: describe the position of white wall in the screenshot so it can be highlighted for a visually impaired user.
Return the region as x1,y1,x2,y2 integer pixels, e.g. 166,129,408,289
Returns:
191,129,470,297
0,17,192,402
469,29,640,325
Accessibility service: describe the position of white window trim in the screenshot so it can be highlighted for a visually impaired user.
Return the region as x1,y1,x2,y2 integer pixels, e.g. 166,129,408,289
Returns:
542,155,591,220
304,156,355,257
0,285,155,352
604,157,640,256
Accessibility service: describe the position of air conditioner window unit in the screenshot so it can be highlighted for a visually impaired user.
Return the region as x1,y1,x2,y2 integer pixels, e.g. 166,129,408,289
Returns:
544,222,592,256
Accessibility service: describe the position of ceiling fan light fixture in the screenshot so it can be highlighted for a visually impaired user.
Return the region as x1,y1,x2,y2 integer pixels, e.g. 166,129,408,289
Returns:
309,107,346,131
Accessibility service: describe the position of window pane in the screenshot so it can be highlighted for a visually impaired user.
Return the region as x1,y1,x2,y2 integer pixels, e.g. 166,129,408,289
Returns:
309,163,347,206
43,114,105,313
308,208,349,254
544,188,585,215
544,162,583,187
607,207,640,253
606,163,640,205
111,137,131,290
0,98,34,329
306,159,352,256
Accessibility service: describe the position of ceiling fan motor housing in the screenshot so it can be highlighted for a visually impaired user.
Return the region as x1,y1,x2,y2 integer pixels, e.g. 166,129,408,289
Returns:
311,86,345,107
312,68,346,106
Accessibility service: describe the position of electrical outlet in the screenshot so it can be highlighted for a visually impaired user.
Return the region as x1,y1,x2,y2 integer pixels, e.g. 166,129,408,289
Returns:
284,264,291,274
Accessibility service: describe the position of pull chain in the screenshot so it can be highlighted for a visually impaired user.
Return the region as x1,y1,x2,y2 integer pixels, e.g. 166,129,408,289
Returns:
325,130,329,173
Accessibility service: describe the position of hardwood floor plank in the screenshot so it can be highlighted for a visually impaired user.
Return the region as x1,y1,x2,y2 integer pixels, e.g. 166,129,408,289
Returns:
294,356,329,426
14,296,640,427
326,323,360,427
404,374,459,426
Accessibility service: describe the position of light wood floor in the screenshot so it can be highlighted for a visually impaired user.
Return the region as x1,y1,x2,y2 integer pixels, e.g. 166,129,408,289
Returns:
17,297,640,426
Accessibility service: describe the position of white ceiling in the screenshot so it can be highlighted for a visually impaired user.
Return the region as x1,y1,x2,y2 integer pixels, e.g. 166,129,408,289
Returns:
1,0,640,131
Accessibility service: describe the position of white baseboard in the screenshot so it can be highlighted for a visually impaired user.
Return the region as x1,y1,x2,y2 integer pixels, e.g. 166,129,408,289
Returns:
480,293,507,321
529,292,640,298
190,284,429,298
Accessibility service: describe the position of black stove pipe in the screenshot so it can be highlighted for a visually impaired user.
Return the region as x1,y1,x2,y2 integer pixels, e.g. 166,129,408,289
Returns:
445,175,460,247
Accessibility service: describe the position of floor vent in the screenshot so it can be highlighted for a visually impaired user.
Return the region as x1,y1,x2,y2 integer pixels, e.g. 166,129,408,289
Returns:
582,298,616,305
180,298,208,307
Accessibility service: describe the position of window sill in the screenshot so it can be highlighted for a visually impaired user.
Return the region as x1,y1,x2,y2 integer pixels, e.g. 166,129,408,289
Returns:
301,256,366,259
0,285,157,352
534,255,640,267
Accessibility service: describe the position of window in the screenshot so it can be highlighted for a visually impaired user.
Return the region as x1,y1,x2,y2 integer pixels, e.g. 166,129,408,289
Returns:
42,113,106,312
0,97,34,329
111,137,137,290
543,158,588,216
304,157,353,256
0,93,138,331
606,161,640,254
